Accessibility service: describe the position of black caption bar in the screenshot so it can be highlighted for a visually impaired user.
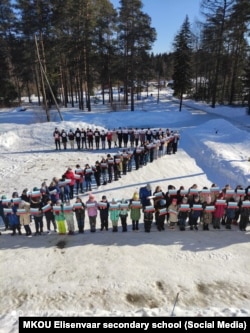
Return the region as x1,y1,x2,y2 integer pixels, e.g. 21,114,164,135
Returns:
19,317,249,331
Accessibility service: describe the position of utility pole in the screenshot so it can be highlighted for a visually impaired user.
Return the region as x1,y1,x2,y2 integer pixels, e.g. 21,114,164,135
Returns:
34,34,63,121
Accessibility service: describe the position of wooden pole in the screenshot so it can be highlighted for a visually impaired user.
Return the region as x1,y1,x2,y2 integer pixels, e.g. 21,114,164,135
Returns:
34,34,63,121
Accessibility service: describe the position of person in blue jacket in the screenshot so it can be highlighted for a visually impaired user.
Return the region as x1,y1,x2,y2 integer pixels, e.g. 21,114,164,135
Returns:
139,183,152,208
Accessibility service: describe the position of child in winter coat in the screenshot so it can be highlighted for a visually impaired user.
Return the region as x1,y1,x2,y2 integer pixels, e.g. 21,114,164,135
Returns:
64,167,75,199
189,195,202,230
18,200,32,237
84,164,93,192
29,188,43,235
109,199,120,232
119,199,130,232
168,198,178,229
201,200,214,230
143,203,154,232
155,199,166,231
53,200,67,235
6,200,21,236
178,196,190,231
98,195,110,231
129,192,142,231
64,200,75,235
40,189,57,233
93,161,101,187
213,194,226,229
74,197,86,233
86,193,98,232
75,164,84,195
225,197,237,230
139,183,152,208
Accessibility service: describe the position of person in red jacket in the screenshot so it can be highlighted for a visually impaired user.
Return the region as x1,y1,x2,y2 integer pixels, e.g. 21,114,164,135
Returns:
213,192,226,229
64,167,75,199
106,130,112,149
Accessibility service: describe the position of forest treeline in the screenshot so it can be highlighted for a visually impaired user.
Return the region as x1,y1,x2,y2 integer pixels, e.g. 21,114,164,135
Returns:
0,0,249,116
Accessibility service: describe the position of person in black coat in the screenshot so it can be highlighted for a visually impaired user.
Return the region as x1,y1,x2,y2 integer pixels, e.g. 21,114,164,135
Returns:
0,195,9,231
99,196,110,231
155,199,166,231
40,189,57,233
93,161,101,187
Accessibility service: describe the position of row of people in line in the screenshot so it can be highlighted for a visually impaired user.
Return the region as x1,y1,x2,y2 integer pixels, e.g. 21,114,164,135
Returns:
0,140,181,236
1,182,249,236
40,144,177,201
148,183,250,231
53,126,180,151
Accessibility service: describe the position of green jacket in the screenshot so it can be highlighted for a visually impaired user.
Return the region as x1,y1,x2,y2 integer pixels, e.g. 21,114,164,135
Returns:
54,204,65,221
109,208,120,222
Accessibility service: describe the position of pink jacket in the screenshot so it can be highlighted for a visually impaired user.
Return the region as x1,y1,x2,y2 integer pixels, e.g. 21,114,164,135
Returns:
86,200,98,217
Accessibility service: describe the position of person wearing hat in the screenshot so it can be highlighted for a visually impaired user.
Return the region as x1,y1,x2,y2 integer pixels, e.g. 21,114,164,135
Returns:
86,194,98,232
98,195,110,231
53,127,61,150
129,192,141,231
168,198,178,230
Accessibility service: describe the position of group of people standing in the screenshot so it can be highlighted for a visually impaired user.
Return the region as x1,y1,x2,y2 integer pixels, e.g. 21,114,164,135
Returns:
149,183,250,233
43,143,179,201
53,126,180,154
0,181,249,237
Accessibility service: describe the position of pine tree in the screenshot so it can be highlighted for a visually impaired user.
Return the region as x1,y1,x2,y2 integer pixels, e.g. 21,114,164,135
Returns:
172,16,193,111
